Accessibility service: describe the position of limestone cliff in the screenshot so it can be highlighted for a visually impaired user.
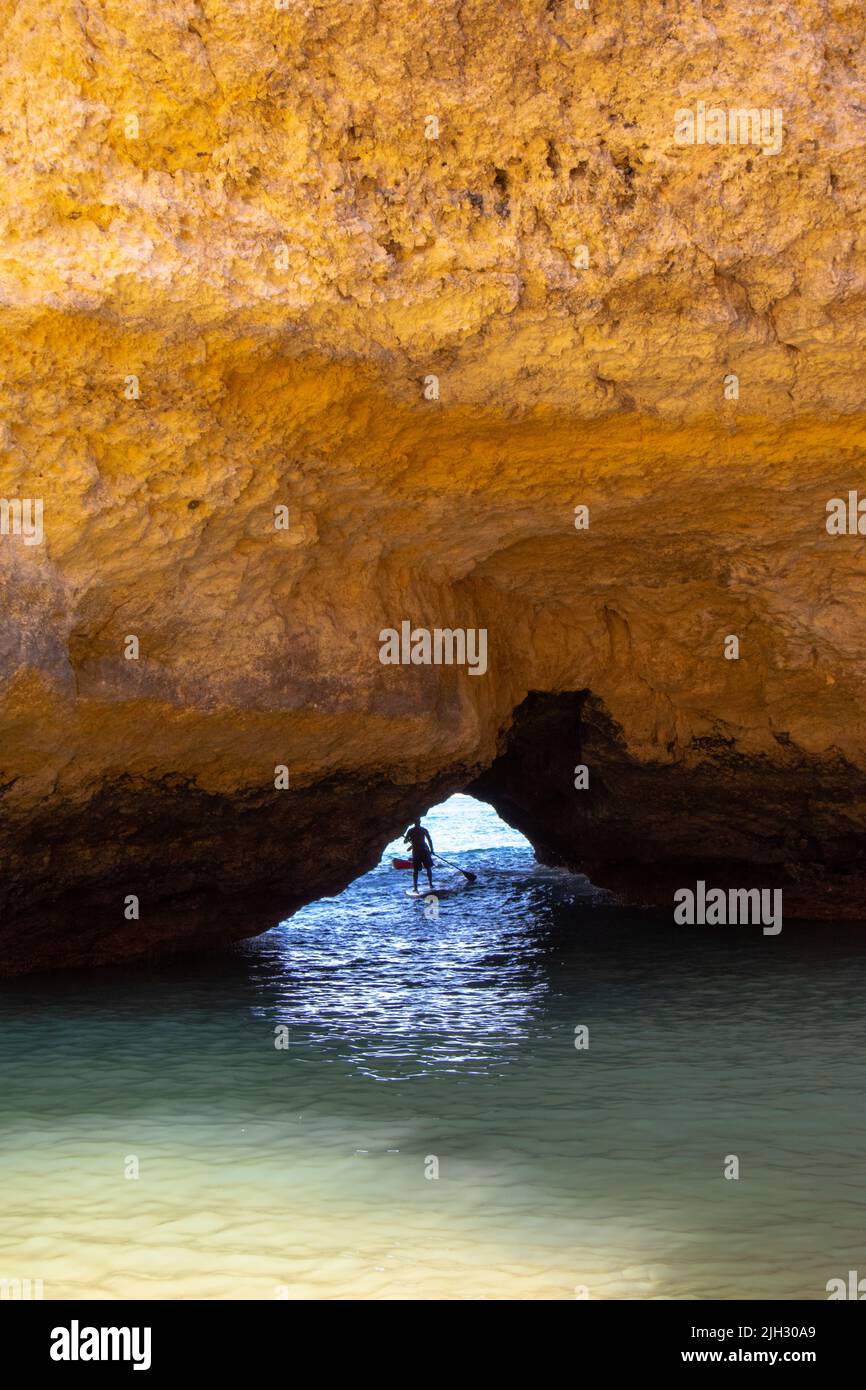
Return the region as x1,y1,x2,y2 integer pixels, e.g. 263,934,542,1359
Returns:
1,0,866,972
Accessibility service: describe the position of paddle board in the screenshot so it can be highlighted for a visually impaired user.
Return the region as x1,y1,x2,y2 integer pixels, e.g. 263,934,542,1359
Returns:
405,887,459,899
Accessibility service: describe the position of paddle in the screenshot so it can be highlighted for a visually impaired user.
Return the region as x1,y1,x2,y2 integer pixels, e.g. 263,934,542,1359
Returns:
433,853,477,883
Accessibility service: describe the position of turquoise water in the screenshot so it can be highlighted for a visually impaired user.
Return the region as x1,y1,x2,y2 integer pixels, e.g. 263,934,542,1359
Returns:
1,793,864,1299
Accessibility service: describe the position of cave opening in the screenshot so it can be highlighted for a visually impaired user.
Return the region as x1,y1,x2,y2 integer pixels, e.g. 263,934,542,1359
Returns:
274,783,606,959
382,792,532,872
282,793,535,930
277,690,602,937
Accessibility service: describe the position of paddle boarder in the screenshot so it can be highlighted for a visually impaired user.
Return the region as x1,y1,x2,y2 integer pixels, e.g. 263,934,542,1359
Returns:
404,817,435,894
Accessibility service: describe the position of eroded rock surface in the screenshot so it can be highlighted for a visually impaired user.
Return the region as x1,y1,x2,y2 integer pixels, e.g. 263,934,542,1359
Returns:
471,692,866,919
2,1,866,971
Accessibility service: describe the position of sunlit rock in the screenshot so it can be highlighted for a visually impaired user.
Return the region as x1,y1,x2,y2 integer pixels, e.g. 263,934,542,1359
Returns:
2,1,866,971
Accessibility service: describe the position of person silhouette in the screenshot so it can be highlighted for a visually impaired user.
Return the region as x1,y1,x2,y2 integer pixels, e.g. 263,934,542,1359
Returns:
403,817,435,893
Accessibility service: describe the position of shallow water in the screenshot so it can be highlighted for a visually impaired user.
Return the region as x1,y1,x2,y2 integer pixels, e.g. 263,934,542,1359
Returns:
1,794,864,1300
